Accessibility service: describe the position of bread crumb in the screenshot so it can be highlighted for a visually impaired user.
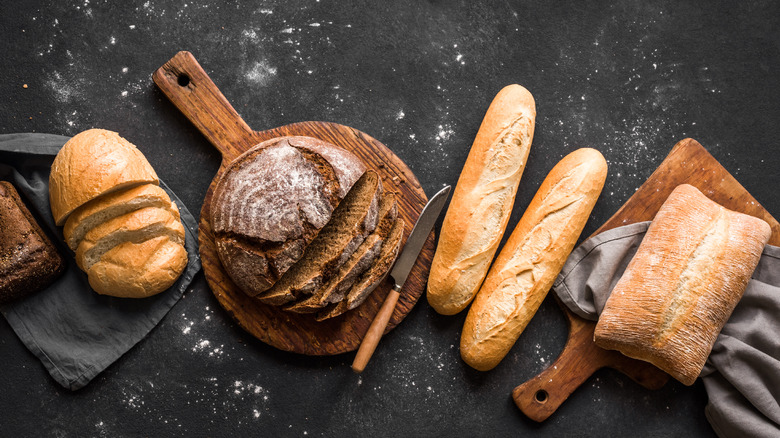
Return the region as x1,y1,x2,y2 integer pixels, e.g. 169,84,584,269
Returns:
22,84,28,88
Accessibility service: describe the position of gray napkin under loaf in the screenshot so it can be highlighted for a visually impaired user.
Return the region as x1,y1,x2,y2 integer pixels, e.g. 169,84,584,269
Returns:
0,133,201,390
554,221,780,438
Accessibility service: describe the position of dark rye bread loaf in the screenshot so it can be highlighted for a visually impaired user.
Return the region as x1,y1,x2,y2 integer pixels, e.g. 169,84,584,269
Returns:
316,216,404,321
0,182,65,304
256,170,382,305
211,136,366,296
286,192,399,313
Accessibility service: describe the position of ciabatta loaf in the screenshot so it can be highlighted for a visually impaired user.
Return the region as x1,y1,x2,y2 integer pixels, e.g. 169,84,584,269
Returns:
594,184,770,385
461,148,607,371
428,85,536,315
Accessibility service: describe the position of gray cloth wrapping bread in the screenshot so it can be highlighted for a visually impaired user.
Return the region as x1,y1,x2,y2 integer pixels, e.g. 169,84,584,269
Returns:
554,221,780,438
0,133,201,390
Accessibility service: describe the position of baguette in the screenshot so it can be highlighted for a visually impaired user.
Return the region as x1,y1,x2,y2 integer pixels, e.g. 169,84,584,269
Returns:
427,84,536,315
594,184,770,385
460,148,607,371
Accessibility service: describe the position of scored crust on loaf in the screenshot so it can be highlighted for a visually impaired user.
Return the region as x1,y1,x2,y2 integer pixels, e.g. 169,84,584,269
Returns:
255,170,381,305
87,235,187,298
317,216,405,321
0,182,65,303
594,184,771,385
64,183,174,250
427,84,536,316
210,136,366,296
75,205,185,271
49,129,159,225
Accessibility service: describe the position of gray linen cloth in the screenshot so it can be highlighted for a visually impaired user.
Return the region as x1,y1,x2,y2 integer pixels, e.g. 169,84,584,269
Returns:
0,133,201,390
554,221,780,438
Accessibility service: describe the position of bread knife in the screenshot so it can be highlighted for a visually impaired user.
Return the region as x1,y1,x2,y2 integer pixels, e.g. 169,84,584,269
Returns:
352,185,451,373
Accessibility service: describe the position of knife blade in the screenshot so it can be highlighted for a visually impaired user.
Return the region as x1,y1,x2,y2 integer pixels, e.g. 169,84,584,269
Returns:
351,185,452,373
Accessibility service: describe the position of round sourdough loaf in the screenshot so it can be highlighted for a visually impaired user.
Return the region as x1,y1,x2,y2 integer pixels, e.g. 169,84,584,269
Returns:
210,136,366,297
49,129,159,225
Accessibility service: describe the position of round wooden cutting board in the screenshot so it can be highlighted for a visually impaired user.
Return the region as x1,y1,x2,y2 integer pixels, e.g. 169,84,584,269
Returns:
153,51,432,355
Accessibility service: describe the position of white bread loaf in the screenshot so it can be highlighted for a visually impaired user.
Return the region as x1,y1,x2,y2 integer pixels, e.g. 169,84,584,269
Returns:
63,184,175,251
461,148,607,371
87,235,188,298
75,205,184,271
49,129,159,225
427,85,536,315
594,184,770,385
49,129,188,298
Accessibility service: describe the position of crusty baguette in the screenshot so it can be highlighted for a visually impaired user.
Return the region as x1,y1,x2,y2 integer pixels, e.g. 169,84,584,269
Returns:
49,129,159,225
460,148,607,371
427,84,536,315
63,183,174,250
594,184,770,385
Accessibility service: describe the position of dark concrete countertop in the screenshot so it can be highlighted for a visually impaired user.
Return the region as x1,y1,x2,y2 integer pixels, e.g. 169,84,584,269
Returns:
2,1,779,436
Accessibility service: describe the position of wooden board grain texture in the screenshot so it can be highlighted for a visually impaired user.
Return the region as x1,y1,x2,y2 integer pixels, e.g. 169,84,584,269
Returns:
153,51,431,355
512,138,780,421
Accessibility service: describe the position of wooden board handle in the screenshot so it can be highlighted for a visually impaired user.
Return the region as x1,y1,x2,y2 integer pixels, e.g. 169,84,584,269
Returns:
512,303,669,422
153,51,256,162
352,289,401,373
512,313,608,422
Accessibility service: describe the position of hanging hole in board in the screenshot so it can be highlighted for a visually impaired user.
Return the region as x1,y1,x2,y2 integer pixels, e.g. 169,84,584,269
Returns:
177,74,190,87
534,389,548,404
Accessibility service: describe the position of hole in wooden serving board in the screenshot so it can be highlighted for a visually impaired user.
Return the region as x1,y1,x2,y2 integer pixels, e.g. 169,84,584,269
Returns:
535,389,548,404
177,74,190,87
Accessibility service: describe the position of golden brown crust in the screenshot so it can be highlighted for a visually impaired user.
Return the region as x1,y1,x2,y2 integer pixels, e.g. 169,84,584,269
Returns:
427,84,536,315
49,129,159,225
75,206,185,271
63,184,173,250
594,184,771,385
460,148,608,371
87,235,188,298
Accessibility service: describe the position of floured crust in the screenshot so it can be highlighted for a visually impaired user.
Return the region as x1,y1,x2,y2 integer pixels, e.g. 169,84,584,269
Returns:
460,148,608,371
211,136,366,296
256,170,381,305
49,129,159,225
594,184,771,385
428,84,536,315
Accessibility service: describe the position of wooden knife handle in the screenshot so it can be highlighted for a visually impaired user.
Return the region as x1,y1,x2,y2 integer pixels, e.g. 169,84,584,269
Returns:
352,288,401,373
153,50,256,163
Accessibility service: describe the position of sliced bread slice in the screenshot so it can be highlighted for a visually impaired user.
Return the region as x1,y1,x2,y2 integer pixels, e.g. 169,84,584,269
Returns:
316,217,405,321
286,192,399,313
63,183,174,250
255,170,381,305
87,235,188,298
75,204,185,271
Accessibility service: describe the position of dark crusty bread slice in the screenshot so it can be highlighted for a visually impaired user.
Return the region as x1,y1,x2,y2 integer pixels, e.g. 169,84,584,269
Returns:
0,182,65,304
256,170,381,305
286,192,398,313
285,235,382,313
317,217,405,321
211,136,366,297
63,183,174,251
